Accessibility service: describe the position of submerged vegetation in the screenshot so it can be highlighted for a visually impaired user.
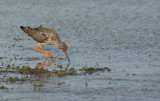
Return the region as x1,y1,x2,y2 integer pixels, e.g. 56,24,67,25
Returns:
80,67,111,74
0,56,111,90
0,85,8,90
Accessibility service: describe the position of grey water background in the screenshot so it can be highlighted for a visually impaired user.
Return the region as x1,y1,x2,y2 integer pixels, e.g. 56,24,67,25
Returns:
0,0,160,101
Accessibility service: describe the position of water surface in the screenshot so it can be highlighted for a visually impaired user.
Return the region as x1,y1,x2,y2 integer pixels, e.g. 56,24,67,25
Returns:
0,0,160,101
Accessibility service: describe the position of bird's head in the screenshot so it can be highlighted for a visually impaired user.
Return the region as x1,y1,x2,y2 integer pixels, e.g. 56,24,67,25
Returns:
59,42,71,67
58,42,68,57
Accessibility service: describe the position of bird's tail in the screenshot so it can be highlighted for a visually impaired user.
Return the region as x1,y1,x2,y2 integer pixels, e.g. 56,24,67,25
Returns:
20,26,35,37
20,26,47,43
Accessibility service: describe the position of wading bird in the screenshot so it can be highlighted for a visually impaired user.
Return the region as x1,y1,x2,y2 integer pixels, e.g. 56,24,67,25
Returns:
20,25,70,64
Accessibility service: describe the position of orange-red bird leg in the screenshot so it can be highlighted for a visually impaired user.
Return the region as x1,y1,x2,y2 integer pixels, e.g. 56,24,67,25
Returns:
41,45,48,59
36,45,56,59
38,59,47,69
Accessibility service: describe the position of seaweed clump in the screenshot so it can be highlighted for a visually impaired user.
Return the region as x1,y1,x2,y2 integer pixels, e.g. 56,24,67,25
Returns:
18,65,77,77
53,68,77,77
79,67,111,74
5,77,27,84
0,85,8,90
18,65,51,75
6,77,20,83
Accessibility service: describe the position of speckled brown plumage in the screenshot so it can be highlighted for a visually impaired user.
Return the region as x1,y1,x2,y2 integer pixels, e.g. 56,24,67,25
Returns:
20,24,70,64
20,25,60,44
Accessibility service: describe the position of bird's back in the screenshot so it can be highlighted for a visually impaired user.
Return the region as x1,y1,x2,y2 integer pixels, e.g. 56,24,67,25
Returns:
20,25,61,43
39,27,60,41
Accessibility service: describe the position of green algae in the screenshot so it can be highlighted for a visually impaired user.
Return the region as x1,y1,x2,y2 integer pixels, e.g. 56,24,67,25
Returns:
0,58,111,89
33,82,43,87
0,85,8,90
18,65,51,75
79,67,111,74
53,68,76,77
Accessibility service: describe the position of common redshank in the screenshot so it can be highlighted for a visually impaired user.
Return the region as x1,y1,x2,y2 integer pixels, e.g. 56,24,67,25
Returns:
20,24,70,63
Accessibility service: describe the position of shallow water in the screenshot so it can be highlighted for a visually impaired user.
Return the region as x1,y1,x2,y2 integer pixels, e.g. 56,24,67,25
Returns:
0,0,160,101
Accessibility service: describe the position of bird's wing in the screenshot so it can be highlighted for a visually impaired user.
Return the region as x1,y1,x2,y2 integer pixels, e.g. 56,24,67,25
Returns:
20,26,48,43
31,30,48,43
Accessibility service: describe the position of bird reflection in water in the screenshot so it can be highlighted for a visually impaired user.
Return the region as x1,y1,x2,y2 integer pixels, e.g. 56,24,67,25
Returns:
36,59,55,69
36,58,70,69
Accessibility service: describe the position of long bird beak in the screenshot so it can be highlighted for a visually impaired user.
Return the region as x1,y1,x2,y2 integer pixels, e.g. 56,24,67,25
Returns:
64,51,68,57
64,51,70,67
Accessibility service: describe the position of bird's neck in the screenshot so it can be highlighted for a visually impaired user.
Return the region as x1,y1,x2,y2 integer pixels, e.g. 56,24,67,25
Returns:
54,40,62,48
